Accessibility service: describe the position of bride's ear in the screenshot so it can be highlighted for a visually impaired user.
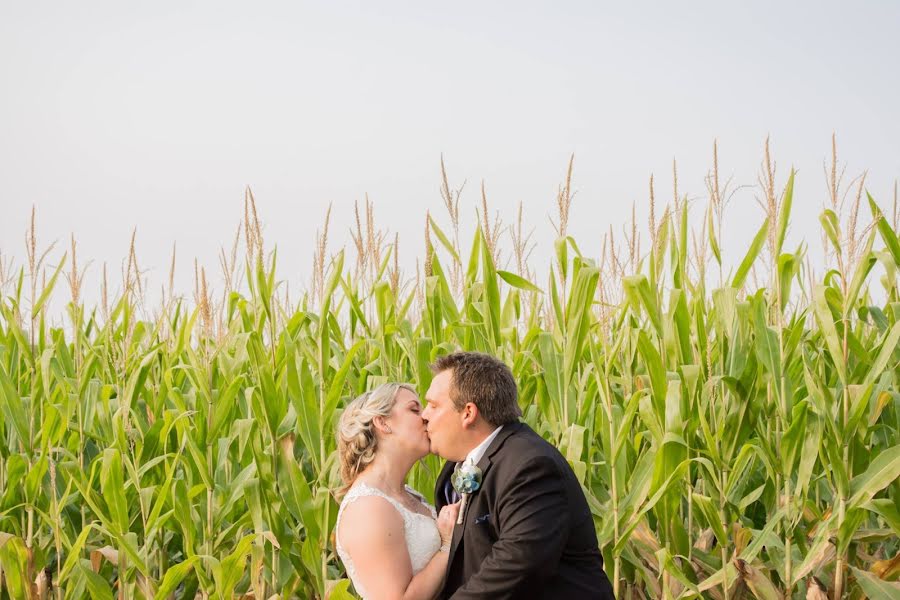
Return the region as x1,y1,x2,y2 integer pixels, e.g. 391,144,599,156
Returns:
373,416,393,435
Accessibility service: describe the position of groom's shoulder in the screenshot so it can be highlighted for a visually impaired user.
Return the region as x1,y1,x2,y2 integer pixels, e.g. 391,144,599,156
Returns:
491,423,579,491
496,422,565,464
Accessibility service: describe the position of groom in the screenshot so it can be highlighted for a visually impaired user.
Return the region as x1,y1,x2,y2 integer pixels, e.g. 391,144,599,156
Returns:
423,352,615,599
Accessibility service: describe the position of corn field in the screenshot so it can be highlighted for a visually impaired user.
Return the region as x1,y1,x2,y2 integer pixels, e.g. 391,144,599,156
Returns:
1,147,899,599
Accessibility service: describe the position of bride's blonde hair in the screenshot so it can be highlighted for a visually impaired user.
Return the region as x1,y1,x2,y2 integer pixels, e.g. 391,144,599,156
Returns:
337,382,417,495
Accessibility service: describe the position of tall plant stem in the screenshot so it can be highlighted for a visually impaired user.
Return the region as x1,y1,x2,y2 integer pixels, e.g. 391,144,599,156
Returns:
834,285,852,599
717,349,729,599
719,467,729,598
601,375,620,597
52,458,62,600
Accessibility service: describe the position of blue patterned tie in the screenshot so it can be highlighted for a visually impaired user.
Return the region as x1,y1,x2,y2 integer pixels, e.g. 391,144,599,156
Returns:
444,473,461,504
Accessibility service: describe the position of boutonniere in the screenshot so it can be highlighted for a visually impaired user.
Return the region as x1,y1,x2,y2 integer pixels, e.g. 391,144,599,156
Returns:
451,462,483,524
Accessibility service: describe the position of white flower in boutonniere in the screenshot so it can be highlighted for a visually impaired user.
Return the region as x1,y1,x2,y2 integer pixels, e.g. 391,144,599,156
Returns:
451,462,483,524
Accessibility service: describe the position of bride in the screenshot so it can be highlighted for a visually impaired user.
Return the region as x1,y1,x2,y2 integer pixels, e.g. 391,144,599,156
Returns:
335,383,461,599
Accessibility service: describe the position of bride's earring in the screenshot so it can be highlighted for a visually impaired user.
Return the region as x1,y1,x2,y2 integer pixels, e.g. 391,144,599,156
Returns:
384,426,393,434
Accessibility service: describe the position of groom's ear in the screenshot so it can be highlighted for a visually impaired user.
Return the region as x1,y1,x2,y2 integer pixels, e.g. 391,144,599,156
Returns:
460,402,480,428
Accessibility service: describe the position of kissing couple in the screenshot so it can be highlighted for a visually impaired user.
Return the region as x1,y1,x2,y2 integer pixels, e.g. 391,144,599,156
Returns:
335,351,615,599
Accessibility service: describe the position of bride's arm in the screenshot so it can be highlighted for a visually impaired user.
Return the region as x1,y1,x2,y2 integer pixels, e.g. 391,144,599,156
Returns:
338,497,459,600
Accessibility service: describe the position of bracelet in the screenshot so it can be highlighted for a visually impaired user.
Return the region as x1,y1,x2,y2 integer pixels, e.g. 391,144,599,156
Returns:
440,541,451,553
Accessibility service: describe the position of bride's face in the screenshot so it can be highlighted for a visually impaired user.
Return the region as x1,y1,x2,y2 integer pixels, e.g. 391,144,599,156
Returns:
383,388,431,460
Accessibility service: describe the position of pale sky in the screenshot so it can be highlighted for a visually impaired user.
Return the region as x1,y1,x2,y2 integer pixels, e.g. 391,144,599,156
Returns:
2,1,899,312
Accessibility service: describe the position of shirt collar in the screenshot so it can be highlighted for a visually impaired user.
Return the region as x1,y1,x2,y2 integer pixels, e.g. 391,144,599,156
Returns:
464,425,504,466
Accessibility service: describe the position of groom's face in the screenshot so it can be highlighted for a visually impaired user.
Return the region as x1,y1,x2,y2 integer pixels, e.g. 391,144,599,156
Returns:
422,369,466,461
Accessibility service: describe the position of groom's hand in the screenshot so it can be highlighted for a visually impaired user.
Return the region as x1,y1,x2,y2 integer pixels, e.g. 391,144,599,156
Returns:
437,501,461,547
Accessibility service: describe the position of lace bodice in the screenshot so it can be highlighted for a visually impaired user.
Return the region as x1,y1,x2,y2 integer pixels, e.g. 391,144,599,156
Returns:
336,483,442,599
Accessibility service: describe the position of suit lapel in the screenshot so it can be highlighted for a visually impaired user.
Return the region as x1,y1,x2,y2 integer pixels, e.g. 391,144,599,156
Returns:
445,423,522,576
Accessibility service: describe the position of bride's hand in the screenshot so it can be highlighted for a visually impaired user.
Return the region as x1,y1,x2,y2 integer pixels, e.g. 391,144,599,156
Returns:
437,501,461,545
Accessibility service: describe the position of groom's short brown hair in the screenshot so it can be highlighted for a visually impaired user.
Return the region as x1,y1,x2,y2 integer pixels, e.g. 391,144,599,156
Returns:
430,352,521,426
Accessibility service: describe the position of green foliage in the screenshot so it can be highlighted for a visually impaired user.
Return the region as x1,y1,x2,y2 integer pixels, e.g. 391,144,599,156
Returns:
0,174,898,599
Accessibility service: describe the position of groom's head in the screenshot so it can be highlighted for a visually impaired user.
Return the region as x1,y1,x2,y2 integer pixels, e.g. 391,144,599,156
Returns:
422,352,521,461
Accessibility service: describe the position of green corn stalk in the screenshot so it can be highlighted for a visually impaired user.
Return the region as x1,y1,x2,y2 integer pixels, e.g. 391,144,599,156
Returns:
1,166,899,599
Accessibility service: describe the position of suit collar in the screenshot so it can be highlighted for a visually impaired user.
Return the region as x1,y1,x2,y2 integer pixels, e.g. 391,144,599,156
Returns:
464,424,506,466
470,421,519,478
482,421,521,461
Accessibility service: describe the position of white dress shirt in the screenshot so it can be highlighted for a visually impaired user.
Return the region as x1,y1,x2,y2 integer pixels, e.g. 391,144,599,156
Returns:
464,425,504,466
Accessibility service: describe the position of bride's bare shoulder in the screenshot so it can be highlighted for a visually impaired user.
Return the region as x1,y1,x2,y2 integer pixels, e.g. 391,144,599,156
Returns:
339,495,405,551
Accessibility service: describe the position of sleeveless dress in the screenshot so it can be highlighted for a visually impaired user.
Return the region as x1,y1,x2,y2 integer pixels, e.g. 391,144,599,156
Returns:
336,482,442,599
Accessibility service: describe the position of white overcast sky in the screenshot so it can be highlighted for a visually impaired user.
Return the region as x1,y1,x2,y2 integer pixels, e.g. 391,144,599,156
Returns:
2,1,899,311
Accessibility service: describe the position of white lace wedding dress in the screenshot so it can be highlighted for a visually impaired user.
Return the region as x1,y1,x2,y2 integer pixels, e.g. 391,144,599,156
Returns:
336,482,442,599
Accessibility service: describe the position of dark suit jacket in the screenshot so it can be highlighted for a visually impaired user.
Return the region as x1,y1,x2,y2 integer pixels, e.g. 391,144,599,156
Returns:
434,422,615,599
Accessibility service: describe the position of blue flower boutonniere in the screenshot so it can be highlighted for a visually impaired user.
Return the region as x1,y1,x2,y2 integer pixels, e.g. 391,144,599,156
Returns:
452,463,483,524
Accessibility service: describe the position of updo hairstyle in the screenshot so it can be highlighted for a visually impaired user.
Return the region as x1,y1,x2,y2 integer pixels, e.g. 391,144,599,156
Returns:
337,382,416,495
